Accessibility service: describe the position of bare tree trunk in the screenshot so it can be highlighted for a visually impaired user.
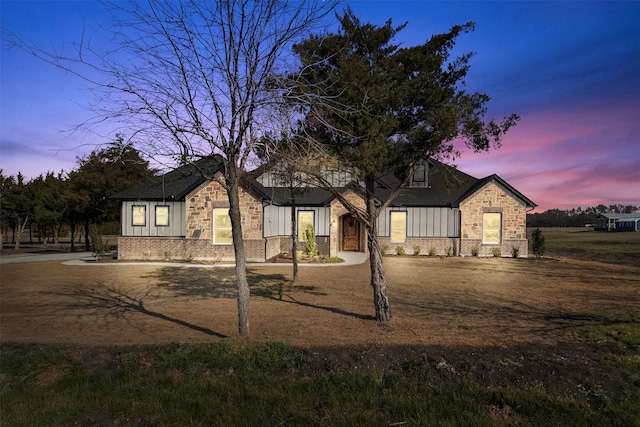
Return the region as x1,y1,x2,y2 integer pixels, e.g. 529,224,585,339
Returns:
366,179,391,322
14,216,29,250
368,232,391,322
70,221,76,252
291,192,298,281
84,220,91,251
227,167,250,338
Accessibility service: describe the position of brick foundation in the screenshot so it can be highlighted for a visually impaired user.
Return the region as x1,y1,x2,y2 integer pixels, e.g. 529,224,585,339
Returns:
118,236,265,262
379,237,459,256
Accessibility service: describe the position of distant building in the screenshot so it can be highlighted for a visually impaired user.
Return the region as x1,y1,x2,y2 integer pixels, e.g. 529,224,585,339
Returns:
594,213,640,232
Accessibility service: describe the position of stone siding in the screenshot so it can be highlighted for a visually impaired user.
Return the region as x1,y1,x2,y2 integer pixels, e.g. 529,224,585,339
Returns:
185,179,263,240
329,191,367,256
458,181,529,257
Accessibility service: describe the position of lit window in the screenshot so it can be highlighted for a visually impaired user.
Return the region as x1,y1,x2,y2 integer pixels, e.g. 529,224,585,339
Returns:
155,206,169,226
298,211,314,241
483,212,502,244
213,208,232,244
390,211,407,243
132,205,146,226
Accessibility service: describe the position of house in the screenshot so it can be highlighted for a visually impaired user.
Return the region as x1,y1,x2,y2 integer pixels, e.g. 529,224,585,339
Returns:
111,156,536,261
594,213,640,232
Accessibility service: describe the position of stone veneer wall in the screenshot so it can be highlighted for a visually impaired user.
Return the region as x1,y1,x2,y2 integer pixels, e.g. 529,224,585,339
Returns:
329,190,367,257
182,179,265,261
185,179,263,241
458,181,529,257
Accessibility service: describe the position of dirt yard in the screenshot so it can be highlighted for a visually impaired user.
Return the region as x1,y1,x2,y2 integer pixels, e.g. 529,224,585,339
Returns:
1,255,638,347
1,254,639,405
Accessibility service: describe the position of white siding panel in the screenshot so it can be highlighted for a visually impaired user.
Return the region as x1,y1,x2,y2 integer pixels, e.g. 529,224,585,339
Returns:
121,201,185,237
378,208,388,236
377,207,458,238
263,206,331,237
263,205,279,237
448,209,459,237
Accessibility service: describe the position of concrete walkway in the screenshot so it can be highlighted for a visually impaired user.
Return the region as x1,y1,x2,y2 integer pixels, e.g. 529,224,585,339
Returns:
0,252,94,264
0,251,367,268
60,251,367,268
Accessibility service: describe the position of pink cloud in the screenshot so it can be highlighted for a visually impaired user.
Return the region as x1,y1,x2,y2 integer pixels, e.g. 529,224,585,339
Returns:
455,99,640,212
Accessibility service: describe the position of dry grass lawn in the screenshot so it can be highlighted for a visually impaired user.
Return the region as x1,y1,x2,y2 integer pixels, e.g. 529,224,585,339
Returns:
1,256,638,348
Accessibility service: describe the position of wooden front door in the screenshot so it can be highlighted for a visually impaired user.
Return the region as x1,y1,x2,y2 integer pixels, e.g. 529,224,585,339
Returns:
342,216,360,251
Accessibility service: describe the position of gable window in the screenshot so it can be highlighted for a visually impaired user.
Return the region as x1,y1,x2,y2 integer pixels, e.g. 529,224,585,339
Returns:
213,208,232,244
298,211,314,241
410,163,429,187
390,211,407,243
132,205,146,226
483,212,502,244
155,205,170,226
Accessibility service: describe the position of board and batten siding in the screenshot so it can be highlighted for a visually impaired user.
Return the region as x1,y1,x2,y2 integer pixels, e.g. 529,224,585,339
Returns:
263,205,330,238
121,201,186,237
377,207,459,238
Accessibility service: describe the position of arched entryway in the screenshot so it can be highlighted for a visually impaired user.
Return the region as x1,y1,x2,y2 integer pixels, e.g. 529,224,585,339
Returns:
341,215,362,251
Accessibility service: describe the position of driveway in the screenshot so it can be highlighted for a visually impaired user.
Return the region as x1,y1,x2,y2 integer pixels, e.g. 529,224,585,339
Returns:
1,251,367,266
0,252,94,264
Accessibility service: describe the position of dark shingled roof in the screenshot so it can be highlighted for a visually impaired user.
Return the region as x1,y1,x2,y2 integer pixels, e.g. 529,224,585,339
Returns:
112,157,536,208
373,160,479,207
110,157,223,201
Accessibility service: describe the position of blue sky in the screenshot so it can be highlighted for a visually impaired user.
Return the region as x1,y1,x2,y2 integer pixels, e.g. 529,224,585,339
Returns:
1,1,639,211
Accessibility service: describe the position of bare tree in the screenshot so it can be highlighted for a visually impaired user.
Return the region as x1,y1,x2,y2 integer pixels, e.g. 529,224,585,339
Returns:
4,0,337,337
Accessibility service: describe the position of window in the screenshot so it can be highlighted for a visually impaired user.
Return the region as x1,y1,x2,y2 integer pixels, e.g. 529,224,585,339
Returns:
298,211,314,241
390,211,407,243
155,206,170,226
132,205,146,226
483,212,502,244
213,208,232,244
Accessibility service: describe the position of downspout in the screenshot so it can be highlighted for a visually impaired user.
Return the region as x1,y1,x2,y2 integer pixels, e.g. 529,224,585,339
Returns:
458,206,463,256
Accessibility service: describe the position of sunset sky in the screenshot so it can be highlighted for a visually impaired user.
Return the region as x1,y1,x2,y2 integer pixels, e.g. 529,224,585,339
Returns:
1,1,639,212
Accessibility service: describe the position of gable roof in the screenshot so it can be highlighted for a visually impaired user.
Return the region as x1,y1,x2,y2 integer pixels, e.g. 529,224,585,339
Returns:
454,174,537,208
373,160,479,207
110,157,223,201
112,156,536,209
595,213,640,220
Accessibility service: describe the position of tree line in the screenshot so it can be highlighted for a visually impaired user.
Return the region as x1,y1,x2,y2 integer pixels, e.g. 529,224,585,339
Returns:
0,138,155,250
527,204,639,228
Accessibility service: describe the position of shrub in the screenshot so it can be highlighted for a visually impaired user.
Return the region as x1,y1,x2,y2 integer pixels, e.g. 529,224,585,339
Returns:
492,247,502,258
381,244,389,256
395,246,405,256
89,224,110,258
413,245,421,256
321,256,344,263
471,246,479,257
446,245,454,257
532,228,546,258
302,224,318,257
428,247,437,256
511,246,520,258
